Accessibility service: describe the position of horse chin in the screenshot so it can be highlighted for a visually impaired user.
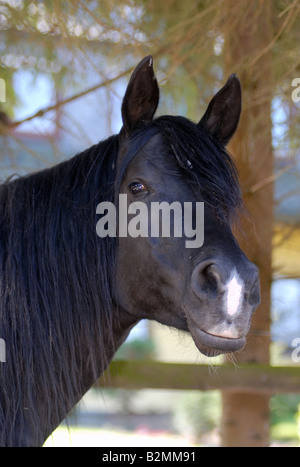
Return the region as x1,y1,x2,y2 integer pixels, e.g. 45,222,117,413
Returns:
188,326,246,357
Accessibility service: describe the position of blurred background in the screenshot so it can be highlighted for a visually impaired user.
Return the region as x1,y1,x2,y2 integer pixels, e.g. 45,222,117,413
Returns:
1,0,300,447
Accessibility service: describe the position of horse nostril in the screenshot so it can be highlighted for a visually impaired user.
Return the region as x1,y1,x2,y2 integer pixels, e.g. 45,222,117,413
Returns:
204,265,223,294
191,261,226,299
249,277,261,307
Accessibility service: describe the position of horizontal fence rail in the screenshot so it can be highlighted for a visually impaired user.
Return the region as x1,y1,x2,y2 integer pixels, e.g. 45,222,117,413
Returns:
97,360,300,394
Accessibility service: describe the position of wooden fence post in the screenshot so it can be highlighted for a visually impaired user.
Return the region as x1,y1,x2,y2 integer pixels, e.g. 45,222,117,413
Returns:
221,0,273,447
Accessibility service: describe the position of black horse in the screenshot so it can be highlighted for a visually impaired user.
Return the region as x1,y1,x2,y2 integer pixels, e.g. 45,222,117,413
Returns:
0,56,260,446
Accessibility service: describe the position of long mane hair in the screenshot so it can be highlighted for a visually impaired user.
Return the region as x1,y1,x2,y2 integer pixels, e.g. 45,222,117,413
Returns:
0,135,120,445
0,115,242,446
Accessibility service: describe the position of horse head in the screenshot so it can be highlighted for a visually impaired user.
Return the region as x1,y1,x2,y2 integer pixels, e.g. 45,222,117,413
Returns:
115,56,260,357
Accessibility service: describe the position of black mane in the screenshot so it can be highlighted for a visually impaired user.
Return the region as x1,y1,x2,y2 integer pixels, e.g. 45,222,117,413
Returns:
0,135,120,446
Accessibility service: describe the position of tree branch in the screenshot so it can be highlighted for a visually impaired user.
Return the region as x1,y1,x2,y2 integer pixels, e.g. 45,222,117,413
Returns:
248,163,296,194
9,66,133,129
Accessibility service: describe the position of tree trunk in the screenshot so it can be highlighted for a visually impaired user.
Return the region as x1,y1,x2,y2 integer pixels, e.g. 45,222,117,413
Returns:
221,0,273,447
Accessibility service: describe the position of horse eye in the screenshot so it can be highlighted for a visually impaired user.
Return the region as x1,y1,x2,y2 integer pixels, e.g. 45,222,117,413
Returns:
128,181,148,194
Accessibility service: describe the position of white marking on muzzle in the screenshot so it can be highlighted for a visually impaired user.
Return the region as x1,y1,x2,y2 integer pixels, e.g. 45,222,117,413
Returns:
225,270,244,317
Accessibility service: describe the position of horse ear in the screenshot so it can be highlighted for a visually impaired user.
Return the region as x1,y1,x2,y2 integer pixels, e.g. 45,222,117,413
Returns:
121,56,159,135
198,74,241,146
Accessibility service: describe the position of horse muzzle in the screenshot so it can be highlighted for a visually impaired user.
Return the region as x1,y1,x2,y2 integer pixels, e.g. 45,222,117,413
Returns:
185,257,260,356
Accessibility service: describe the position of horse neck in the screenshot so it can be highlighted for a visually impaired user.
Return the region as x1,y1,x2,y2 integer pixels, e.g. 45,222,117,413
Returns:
38,305,137,447
9,306,137,447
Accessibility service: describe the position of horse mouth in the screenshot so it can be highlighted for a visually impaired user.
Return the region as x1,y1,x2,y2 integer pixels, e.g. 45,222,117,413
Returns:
189,326,246,357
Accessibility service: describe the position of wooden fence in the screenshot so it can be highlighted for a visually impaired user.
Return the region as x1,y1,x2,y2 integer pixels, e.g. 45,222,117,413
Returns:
98,360,300,394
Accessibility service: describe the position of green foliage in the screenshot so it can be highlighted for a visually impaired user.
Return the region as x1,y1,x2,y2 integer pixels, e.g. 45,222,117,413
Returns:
271,394,300,443
271,394,300,425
